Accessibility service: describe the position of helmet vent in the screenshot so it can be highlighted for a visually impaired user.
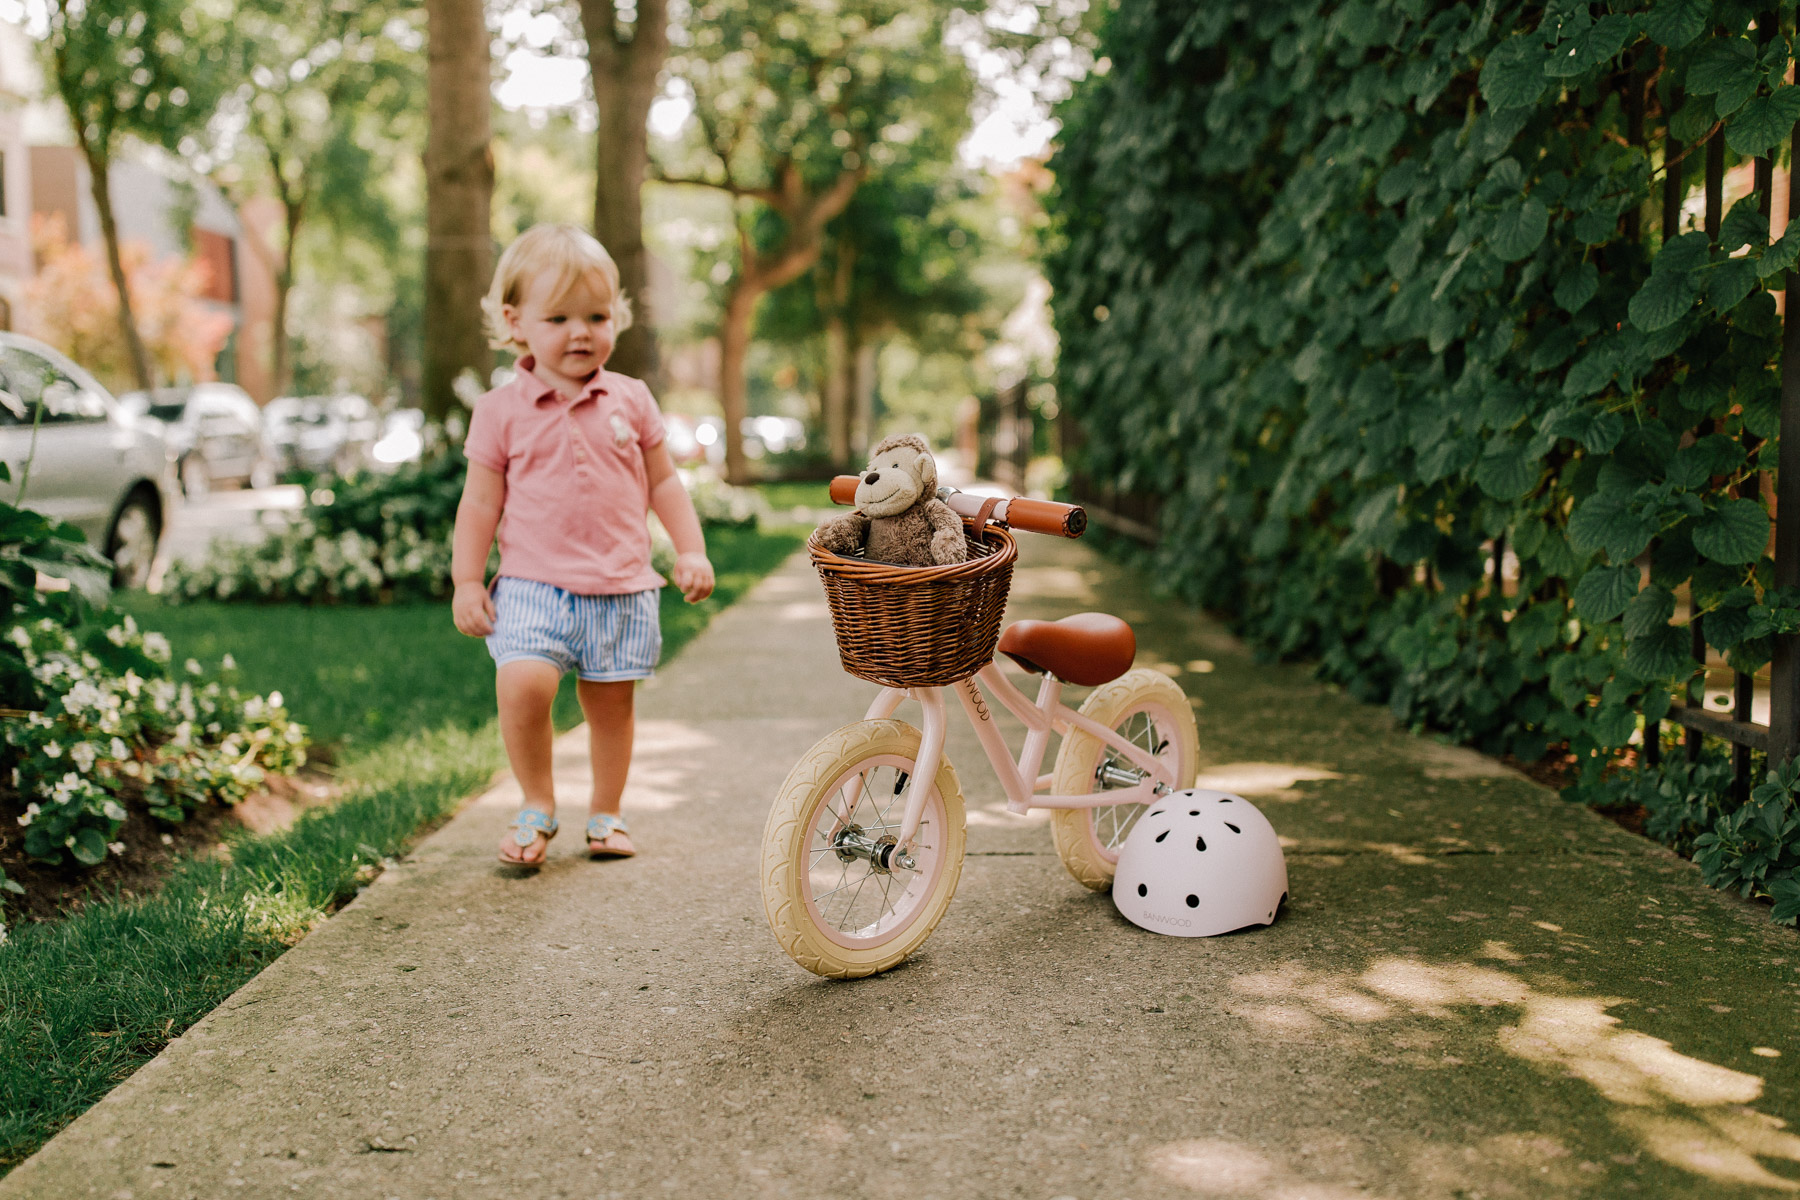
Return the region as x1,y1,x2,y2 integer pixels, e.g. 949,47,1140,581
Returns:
1188,810,1199,816
1224,822,1241,834
1185,894,1199,908
1219,797,1233,803
1149,809,1164,817
1136,883,1147,897
1154,830,1169,843
1195,836,1207,852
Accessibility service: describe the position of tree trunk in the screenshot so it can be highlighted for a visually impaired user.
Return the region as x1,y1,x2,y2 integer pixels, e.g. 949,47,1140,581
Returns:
852,339,878,460
822,240,856,467
583,0,668,387
718,281,756,484
423,0,494,422
271,195,304,396
81,143,155,392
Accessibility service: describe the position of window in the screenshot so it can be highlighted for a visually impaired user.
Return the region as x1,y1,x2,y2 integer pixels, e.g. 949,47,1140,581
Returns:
0,348,104,424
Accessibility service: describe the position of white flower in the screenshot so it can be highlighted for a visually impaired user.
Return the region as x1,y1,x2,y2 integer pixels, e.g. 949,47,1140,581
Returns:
268,691,283,709
185,659,202,676
43,740,62,759
109,737,128,761
107,842,125,856
141,632,171,663
105,623,128,647
17,803,38,827
102,800,126,822
221,653,236,671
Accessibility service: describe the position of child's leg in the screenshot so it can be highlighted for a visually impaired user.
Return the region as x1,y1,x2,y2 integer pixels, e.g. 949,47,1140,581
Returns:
577,679,636,854
496,659,563,864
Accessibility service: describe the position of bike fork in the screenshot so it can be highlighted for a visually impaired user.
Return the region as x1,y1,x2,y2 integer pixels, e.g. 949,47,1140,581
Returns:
863,686,948,850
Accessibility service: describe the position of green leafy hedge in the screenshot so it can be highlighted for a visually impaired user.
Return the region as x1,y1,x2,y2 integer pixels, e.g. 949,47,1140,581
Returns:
1046,0,1800,917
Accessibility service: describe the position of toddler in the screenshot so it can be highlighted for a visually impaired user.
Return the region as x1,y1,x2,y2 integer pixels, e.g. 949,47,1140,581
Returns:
451,224,714,865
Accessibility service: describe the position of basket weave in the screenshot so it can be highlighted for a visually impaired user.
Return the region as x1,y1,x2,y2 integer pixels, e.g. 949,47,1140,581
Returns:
809,524,1017,688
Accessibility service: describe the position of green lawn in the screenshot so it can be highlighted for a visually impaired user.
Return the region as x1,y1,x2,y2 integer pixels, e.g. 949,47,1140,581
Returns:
0,520,808,1174
756,479,835,519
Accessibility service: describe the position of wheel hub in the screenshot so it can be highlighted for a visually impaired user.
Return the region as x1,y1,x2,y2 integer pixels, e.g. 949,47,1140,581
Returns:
831,825,906,874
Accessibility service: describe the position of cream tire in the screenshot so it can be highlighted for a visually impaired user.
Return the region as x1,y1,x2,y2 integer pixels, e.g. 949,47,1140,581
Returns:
762,719,966,979
1050,669,1199,890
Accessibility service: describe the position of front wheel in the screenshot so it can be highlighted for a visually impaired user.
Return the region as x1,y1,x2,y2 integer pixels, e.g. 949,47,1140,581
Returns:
1050,669,1199,891
105,490,161,590
762,719,966,979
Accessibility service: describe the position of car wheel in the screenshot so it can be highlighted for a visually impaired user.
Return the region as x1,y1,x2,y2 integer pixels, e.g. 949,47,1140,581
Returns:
105,490,161,590
180,454,211,499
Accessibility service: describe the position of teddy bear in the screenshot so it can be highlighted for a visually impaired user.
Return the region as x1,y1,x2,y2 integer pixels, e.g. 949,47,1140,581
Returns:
816,433,968,567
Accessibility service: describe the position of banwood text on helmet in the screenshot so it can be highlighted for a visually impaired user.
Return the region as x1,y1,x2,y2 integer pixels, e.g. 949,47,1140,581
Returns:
1111,789,1288,937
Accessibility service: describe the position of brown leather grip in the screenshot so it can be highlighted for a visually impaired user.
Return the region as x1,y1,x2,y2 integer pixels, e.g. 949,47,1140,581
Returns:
1004,497,1087,538
830,475,860,505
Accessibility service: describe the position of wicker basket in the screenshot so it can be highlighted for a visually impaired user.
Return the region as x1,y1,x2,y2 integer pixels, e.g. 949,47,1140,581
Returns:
809,524,1018,688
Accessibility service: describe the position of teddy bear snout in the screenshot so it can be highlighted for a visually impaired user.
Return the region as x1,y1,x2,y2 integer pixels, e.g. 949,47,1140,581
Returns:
864,471,881,485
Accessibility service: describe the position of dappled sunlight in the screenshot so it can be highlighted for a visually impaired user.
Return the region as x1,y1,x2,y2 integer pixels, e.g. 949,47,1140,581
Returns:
1194,761,1342,798
1406,739,1515,780
625,719,723,812
1279,837,1446,867
965,801,1050,826
1148,1136,1379,1198
773,600,831,622
1212,953,1800,1191
1007,565,1095,601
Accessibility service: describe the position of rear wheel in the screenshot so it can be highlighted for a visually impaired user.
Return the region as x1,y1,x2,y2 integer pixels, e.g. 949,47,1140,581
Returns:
762,720,966,979
105,490,161,589
179,454,211,498
1050,670,1199,890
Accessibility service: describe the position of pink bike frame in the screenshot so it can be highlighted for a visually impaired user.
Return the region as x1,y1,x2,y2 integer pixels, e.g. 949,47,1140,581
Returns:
862,662,1175,849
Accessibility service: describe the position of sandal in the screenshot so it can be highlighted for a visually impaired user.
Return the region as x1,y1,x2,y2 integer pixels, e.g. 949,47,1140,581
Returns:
586,812,636,859
500,808,558,865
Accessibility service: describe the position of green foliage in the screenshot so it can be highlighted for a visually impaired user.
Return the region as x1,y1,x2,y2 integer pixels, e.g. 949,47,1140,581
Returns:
1046,0,1800,920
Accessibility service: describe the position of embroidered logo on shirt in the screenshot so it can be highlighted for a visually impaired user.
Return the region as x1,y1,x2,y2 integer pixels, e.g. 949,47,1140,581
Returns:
609,414,633,447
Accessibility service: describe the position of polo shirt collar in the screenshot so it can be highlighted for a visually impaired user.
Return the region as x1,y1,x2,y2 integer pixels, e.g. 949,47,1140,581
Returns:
515,357,609,406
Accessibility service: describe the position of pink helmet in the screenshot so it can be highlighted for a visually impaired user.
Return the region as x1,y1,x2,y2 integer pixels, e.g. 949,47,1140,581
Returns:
1111,789,1288,937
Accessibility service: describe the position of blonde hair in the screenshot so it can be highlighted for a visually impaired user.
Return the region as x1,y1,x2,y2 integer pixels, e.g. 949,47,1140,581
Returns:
481,224,635,351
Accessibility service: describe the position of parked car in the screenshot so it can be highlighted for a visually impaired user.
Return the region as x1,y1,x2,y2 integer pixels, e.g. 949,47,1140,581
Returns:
369,408,425,470
0,333,171,587
265,393,378,478
118,382,277,497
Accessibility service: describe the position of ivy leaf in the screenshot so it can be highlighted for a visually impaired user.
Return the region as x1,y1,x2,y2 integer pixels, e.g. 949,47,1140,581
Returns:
1669,98,1718,142
1553,261,1599,312
1489,198,1549,261
1719,195,1771,252
1725,86,1800,156
1629,269,1700,332
1704,257,1760,313
1687,37,1759,95
1377,159,1422,205
1480,35,1549,110
1574,563,1640,623
1625,623,1695,680
1623,584,1677,638
1757,233,1800,279
1591,702,1639,749
1544,14,1637,77
1568,493,1653,562
1641,0,1709,49
1692,498,1771,563
1475,440,1541,499
1563,347,1618,398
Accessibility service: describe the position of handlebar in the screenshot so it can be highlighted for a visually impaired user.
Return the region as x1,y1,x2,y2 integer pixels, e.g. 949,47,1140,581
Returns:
827,475,1087,539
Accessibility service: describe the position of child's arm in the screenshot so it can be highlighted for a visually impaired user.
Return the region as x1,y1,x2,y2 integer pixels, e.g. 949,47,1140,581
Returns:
645,443,714,603
451,461,506,636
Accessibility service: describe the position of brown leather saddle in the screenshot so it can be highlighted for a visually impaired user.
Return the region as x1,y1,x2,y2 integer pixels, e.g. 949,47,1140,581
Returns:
996,612,1136,687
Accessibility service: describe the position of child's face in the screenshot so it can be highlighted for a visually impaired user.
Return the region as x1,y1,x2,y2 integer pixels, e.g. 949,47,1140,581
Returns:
504,271,618,387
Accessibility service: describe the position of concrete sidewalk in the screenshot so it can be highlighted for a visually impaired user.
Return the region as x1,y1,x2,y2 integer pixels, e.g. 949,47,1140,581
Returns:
8,535,1800,1199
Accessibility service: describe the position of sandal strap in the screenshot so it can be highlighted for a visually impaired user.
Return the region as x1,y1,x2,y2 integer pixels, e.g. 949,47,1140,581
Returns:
509,809,559,847
586,812,630,840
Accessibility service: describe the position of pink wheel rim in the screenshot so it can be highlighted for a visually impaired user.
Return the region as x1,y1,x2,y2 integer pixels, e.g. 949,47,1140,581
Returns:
801,753,949,950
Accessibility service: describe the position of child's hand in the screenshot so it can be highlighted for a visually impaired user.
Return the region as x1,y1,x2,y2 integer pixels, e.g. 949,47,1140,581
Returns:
672,552,715,603
452,580,497,636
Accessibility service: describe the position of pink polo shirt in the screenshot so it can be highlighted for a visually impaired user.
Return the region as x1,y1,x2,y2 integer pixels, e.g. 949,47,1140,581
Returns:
464,360,667,595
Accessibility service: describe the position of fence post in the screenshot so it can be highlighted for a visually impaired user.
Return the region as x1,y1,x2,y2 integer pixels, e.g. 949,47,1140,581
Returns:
1771,119,1800,765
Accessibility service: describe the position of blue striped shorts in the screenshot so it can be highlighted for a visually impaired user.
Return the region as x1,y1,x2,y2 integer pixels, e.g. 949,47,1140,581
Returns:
485,578,662,682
